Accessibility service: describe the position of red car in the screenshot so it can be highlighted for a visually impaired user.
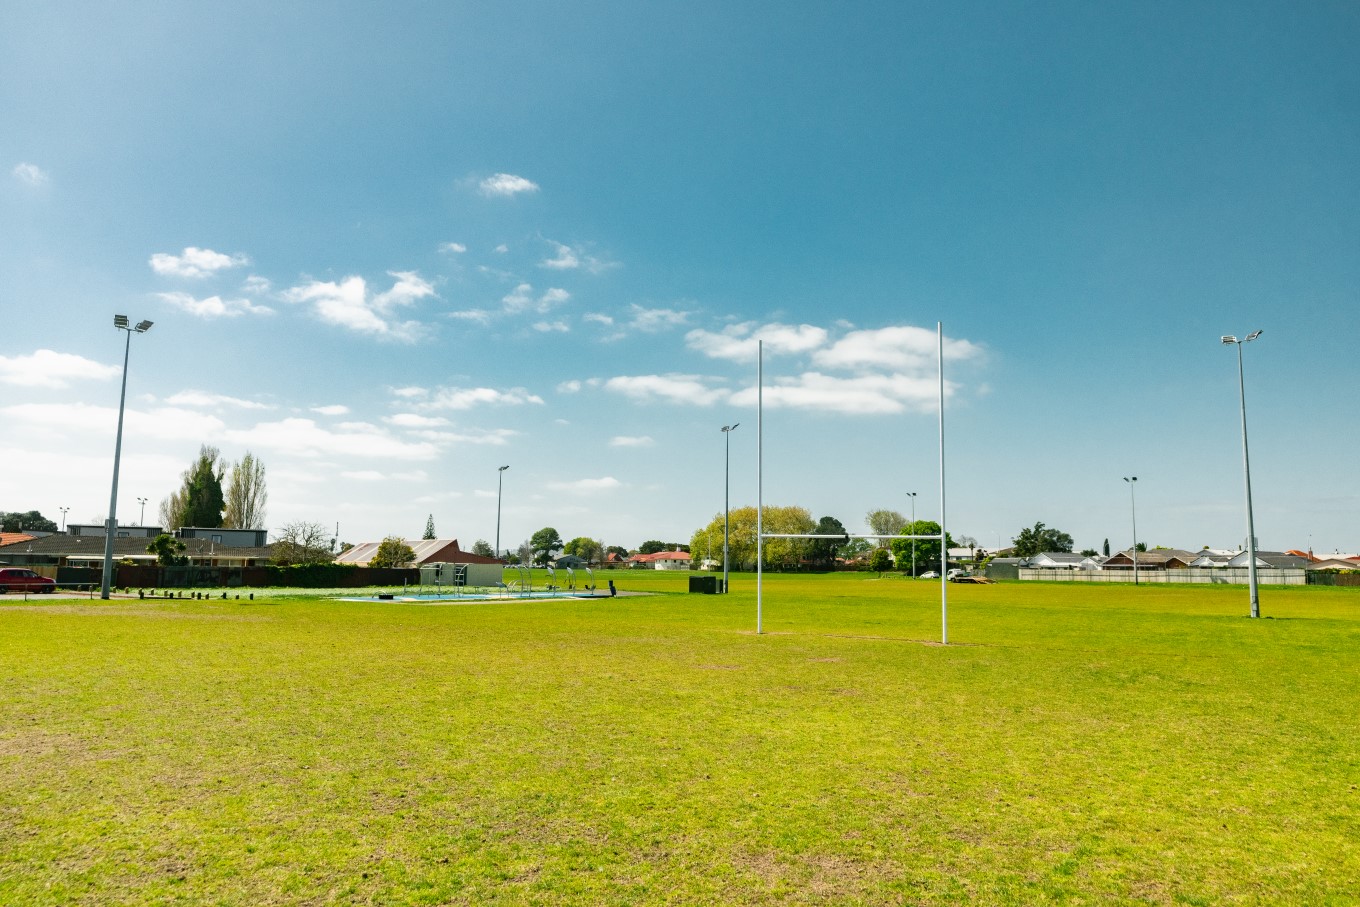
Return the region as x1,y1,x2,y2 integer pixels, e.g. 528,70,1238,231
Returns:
0,568,56,594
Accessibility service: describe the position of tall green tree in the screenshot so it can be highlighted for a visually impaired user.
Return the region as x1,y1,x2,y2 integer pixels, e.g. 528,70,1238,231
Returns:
688,505,814,571
223,451,267,529
868,548,893,576
163,445,225,529
891,520,955,575
147,533,187,566
423,514,436,540
563,537,603,565
807,515,847,568
1011,522,1074,558
470,539,495,558
530,527,563,566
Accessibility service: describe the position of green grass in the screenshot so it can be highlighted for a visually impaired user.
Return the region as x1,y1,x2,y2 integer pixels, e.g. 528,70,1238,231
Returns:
1,574,1357,904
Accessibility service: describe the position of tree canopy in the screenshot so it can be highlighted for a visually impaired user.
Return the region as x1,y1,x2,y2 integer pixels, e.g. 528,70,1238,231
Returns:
223,451,267,529
530,527,563,566
868,548,893,575
563,537,603,565
147,533,187,566
807,515,848,568
271,521,335,566
162,445,225,529
0,510,58,533
890,520,954,575
865,509,908,539
1011,522,1074,558
688,505,814,571
422,514,436,540
470,539,495,558
369,536,416,569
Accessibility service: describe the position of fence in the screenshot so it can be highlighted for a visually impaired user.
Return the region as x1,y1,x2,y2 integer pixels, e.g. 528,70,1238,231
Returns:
1016,568,1307,585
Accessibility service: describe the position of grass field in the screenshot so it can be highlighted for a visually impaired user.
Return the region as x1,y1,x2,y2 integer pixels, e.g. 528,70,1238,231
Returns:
2,574,1357,905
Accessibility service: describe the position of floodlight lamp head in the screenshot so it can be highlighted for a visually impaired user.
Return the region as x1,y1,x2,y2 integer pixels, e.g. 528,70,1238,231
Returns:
1125,476,1136,483
1245,329,1262,342
135,320,153,332
1221,335,1237,345
114,314,130,329
499,464,509,472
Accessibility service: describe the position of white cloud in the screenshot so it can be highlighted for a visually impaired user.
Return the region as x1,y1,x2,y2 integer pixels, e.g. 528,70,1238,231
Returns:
811,325,981,372
391,386,428,399
312,404,349,416
12,162,49,186
557,380,582,393
439,242,467,254
283,271,435,340
0,350,120,388
342,470,387,481
3,402,226,441
225,417,440,460
629,304,691,333
479,173,540,197
540,241,580,270
501,283,570,315
603,374,720,405
448,309,493,324
728,371,949,414
583,313,614,326
165,390,273,410
242,275,272,294
686,322,828,361
149,247,250,279
157,292,273,318
406,427,517,446
493,244,509,254
609,435,654,447
413,386,545,411
385,413,451,428
546,476,622,494
533,320,569,333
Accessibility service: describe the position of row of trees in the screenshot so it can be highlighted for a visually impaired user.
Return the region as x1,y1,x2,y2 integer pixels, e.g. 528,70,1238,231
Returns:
158,445,268,530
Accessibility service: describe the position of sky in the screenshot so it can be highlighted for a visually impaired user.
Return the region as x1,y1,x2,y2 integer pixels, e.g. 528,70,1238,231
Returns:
2,0,1357,556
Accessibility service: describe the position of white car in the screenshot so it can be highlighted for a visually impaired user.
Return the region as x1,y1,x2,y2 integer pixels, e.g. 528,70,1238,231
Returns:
919,571,940,579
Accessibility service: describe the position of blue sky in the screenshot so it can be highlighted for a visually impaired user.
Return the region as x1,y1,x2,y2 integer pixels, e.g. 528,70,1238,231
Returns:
3,1,1357,555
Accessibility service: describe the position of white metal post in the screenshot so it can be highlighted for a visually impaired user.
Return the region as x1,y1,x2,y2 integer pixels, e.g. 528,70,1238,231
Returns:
937,323,948,645
756,340,763,634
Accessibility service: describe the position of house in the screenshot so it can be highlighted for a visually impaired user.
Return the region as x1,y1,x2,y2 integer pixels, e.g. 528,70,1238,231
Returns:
178,526,269,547
1187,549,1234,568
627,549,692,571
67,522,164,539
1224,551,1311,569
1028,552,1101,570
1306,558,1360,572
334,538,500,567
1102,549,1197,571
0,532,273,568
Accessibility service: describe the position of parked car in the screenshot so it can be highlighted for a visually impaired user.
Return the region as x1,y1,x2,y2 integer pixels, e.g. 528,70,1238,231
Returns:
0,568,56,594
919,571,940,579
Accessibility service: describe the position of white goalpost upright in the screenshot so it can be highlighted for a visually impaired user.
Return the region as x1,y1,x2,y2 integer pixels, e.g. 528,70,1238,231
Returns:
756,322,950,644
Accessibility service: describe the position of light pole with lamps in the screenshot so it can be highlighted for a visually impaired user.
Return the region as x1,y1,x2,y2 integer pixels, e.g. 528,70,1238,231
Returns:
1123,477,1138,585
1223,330,1263,618
721,424,739,593
137,497,148,526
59,506,69,532
495,465,509,559
905,491,918,576
101,315,154,600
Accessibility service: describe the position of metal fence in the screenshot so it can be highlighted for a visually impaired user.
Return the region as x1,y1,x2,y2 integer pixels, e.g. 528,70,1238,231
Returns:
1016,568,1307,585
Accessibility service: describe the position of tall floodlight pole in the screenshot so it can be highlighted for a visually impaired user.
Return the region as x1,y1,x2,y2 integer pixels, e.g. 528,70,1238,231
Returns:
721,423,739,593
1123,477,1138,585
495,465,509,559
101,315,154,600
137,497,148,526
905,491,917,577
756,341,764,634
59,507,69,532
1223,331,1263,618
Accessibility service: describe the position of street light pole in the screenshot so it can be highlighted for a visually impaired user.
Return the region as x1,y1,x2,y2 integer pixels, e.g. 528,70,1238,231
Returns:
722,424,739,593
59,507,69,532
1223,330,1263,618
137,497,148,526
101,315,153,600
1123,477,1138,585
495,465,509,559
905,491,917,576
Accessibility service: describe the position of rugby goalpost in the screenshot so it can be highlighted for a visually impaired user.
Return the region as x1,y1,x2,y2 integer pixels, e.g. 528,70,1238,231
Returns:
756,322,950,644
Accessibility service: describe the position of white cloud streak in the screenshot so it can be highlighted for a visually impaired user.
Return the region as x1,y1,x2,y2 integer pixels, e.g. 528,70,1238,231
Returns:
164,390,273,410
609,435,654,447
149,247,250,279
283,271,435,340
479,173,539,197
686,322,828,361
603,374,721,405
0,350,120,388
158,292,273,318
12,162,49,186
